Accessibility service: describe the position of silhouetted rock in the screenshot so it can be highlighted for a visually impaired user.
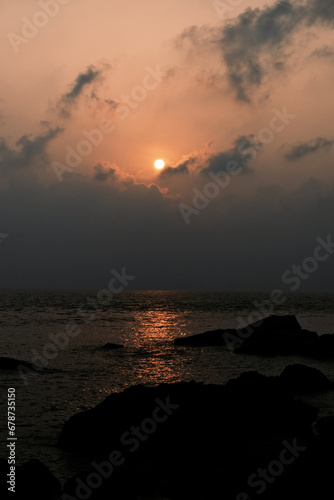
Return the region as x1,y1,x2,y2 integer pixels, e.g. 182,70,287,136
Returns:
58,366,327,499
234,329,318,355
304,333,334,358
315,415,334,436
100,343,124,350
174,328,232,346
174,315,331,358
0,356,38,371
238,314,302,338
19,460,61,500
255,432,334,500
0,458,61,500
280,364,332,392
174,315,303,348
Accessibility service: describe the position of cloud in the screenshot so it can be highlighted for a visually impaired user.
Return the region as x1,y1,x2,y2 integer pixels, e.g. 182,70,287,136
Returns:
1,123,334,291
285,137,334,160
176,0,334,101
93,162,117,182
311,45,334,58
221,1,305,101
201,135,260,175
0,127,63,174
159,155,198,178
56,65,108,118
65,67,101,101
90,91,118,111
160,136,260,180
159,163,190,177
307,0,334,25
1,167,334,290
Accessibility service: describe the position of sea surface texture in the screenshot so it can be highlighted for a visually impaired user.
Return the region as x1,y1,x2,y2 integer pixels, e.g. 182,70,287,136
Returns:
1,290,334,483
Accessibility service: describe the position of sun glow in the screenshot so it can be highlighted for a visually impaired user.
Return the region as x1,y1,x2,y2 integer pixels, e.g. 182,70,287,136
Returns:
154,159,165,170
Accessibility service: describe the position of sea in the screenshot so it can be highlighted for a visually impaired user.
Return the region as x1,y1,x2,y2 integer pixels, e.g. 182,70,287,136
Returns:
1,290,334,485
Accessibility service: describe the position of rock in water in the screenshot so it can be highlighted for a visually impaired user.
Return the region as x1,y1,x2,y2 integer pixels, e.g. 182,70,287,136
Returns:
174,314,328,357
100,343,124,350
174,328,231,346
0,357,38,371
174,315,304,348
280,364,332,392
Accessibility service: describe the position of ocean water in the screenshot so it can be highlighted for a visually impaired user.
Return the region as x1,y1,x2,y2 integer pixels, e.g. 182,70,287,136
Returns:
0,290,334,485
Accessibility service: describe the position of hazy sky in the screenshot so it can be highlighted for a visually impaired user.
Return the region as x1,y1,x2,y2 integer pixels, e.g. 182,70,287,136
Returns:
1,0,334,290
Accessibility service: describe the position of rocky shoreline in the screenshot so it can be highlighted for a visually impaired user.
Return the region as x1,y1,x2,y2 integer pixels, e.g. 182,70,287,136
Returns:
174,314,334,357
1,361,334,499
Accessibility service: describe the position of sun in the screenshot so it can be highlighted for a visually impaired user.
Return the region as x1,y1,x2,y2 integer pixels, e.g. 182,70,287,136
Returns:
154,159,165,170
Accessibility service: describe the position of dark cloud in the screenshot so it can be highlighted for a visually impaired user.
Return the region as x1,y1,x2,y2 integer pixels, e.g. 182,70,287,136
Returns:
104,98,118,110
312,45,334,58
307,0,334,25
57,66,103,118
159,163,189,177
221,1,304,101
176,0,334,101
159,156,197,178
90,91,118,111
160,135,260,180
285,137,334,160
0,127,63,174
221,0,334,101
1,169,334,291
0,123,333,291
201,135,261,175
93,163,117,182
64,67,101,101
175,25,219,49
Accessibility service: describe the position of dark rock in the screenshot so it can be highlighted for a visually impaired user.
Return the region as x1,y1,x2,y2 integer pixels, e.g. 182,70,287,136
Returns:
304,333,334,358
62,467,138,500
100,343,124,350
238,314,302,338
315,415,334,436
0,356,38,371
234,329,318,355
280,364,332,392
0,458,61,500
317,333,334,351
58,368,323,499
174,314,332,358
174,328,232,346
19,460,61,499
174,315,306,350
259,433,334,500
232,315,318,356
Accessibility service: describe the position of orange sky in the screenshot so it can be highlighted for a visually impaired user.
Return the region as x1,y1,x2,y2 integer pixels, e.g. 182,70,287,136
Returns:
1,0,334,289
1,0,333,183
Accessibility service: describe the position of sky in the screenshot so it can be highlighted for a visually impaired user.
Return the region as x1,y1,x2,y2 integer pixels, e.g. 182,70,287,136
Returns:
0,0,334,291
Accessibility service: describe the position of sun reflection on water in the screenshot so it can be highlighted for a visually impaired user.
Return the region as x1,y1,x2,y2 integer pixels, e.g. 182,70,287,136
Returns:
128,309,185,346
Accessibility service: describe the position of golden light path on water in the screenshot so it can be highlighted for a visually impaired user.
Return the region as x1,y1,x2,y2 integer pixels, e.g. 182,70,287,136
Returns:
122,309,186,384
